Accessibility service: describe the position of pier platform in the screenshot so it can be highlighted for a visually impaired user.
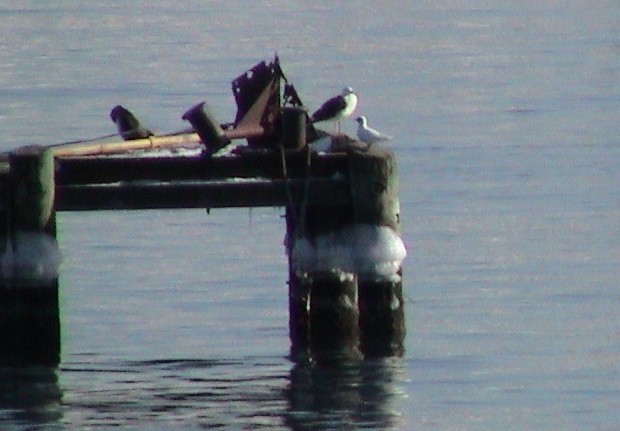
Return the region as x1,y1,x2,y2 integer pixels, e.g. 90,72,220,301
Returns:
0,57,405,365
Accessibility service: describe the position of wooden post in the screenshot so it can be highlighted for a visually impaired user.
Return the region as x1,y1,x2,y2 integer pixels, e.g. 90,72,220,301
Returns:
281,106,306,150
0,145,60,365
348,146,400,232
306,270,361,360
9,145,56,235
348,146,405,356
285,182,356,360
0,284,60,366
287,144,405,359
286,206,310,357
358,278,405,357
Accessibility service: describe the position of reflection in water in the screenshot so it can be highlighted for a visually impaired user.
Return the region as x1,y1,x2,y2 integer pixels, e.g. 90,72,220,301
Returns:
59,358,290,428
285,357,405,430
0,367,62,426
53,356,406,429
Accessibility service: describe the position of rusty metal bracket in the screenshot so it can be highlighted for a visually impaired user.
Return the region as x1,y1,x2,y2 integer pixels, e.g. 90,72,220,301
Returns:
231,56,284,148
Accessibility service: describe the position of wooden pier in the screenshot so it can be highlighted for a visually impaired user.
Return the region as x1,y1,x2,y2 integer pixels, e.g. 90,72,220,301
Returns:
0,58,405,365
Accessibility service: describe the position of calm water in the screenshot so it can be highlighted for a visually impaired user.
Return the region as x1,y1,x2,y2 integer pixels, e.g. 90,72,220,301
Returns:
1,1,619,429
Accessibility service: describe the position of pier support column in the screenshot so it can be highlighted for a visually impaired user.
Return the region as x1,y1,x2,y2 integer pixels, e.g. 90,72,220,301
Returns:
286,206,309,356
286,191,356,360
305,270,361,359
348,146,400,232
9,145,56,235
0,146,60,366
358,278,405,357
287,145,405,360
349,146,405,356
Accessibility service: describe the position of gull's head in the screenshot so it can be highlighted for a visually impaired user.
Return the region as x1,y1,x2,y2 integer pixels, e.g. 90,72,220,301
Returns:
342,87,355,96
355,116,367,126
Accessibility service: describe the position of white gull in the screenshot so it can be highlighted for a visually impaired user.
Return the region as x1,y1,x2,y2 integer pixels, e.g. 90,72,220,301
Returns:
355,116,392,144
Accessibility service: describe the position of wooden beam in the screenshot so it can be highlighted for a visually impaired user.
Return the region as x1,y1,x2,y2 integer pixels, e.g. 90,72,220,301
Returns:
50,133,204,157
55,177,350,211
49,128,266,159
55,151,349,185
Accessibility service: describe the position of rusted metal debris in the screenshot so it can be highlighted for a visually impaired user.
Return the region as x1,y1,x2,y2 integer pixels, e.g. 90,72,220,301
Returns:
231,56,285,148
107,56,323,155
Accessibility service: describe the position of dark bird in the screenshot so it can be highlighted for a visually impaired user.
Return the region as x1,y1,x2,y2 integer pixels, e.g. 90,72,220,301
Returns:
110,105,153,140
310,87,357,132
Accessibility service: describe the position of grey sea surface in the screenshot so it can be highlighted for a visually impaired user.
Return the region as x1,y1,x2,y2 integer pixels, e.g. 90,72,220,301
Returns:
1,1,618,429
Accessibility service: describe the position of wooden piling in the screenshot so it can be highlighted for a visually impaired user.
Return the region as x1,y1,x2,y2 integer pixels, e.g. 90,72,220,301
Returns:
286,206,310,356
306,271,361,359
0,284,60,366
348,145,400,231
348,146,405,356
358,278,405,357
9,145,56,235
0,145,60,365
286,143,405,359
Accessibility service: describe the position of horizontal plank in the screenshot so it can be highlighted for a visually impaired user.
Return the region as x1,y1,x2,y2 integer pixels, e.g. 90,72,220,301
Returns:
56,151,349,185
49,127,264,158
55,178,350,211
50,133,203,157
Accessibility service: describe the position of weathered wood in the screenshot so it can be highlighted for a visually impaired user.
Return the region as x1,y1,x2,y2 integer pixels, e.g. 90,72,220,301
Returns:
285,146,405,359
50,133,203,157
304,271,362,360
55,152,349,185
9,145,56,235
2,146,60,366
286,206,309,355
349,146,405,355
348,146,400,231
2,133,405,362
358,279,405,357
56,177,350,211
49,127,267,159
0,282,60,366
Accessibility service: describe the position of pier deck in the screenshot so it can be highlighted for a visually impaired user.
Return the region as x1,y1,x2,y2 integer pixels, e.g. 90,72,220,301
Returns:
0,56,405,365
